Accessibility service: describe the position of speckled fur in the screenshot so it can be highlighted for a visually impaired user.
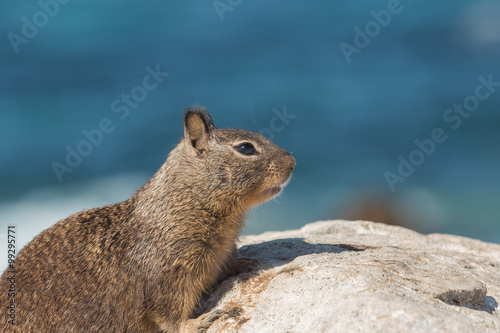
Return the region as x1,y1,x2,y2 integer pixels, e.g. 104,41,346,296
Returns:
0,107,295,332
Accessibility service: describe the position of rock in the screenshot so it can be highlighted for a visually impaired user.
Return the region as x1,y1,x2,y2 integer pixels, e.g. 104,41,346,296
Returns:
195,220,500,333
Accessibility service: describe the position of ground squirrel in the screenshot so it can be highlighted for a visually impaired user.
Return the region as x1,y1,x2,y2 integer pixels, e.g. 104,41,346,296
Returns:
0,107,296,332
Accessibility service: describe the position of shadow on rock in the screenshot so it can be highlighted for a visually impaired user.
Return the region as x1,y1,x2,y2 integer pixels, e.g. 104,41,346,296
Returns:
484,296,499,314
193,238,365,317
239,238,365,268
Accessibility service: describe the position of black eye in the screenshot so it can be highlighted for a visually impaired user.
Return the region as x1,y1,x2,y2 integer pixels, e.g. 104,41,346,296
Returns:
235,143,257,156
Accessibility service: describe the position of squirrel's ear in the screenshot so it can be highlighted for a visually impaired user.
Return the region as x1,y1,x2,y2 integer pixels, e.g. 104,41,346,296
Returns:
184,107,215,154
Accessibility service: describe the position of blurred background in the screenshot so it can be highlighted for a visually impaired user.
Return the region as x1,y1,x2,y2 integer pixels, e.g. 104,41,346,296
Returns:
1,1,499,270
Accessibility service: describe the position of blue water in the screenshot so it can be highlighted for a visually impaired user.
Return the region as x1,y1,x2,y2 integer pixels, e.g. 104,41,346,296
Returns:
1,0,500,267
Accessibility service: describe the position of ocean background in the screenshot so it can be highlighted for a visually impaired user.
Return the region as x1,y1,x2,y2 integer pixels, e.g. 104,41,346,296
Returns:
1,0,499,271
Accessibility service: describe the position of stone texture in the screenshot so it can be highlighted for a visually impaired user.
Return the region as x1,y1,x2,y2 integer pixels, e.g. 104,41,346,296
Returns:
195,220,500,333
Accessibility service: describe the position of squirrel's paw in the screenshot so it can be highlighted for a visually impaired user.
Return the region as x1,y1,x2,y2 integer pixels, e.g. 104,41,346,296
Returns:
228,257,261,275
181,309,226,333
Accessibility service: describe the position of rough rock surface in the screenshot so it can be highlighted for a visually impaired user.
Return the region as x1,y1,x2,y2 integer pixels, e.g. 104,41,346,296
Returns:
195,220,500,333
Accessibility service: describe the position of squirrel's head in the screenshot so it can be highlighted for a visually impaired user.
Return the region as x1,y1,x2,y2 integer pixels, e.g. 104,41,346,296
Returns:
181,106,296,209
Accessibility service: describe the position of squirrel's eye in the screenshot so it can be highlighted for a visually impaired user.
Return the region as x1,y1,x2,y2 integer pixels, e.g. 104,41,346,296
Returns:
235,143,257,156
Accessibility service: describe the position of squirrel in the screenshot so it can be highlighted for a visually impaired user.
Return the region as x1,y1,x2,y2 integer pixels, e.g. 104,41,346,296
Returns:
0,107,296,332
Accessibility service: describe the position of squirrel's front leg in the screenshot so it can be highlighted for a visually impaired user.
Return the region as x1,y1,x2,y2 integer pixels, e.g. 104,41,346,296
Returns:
178,249,259,332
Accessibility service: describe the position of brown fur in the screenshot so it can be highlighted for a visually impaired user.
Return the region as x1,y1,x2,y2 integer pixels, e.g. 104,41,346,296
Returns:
0,107,296,332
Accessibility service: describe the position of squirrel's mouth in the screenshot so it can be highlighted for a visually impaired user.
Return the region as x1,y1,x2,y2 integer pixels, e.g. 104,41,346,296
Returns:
260,176,291,199
263,185,283,197
248,176,292,207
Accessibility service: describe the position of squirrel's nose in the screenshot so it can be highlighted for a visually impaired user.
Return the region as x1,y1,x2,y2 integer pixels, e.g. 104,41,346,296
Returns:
289,155,296,171
281,150,296,171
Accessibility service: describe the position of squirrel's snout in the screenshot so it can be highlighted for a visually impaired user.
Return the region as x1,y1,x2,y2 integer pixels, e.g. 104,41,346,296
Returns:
281,150,296,171
288,154,296,171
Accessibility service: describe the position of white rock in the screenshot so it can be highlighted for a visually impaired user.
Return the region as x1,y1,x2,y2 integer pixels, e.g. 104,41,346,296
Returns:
196,220,500,333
